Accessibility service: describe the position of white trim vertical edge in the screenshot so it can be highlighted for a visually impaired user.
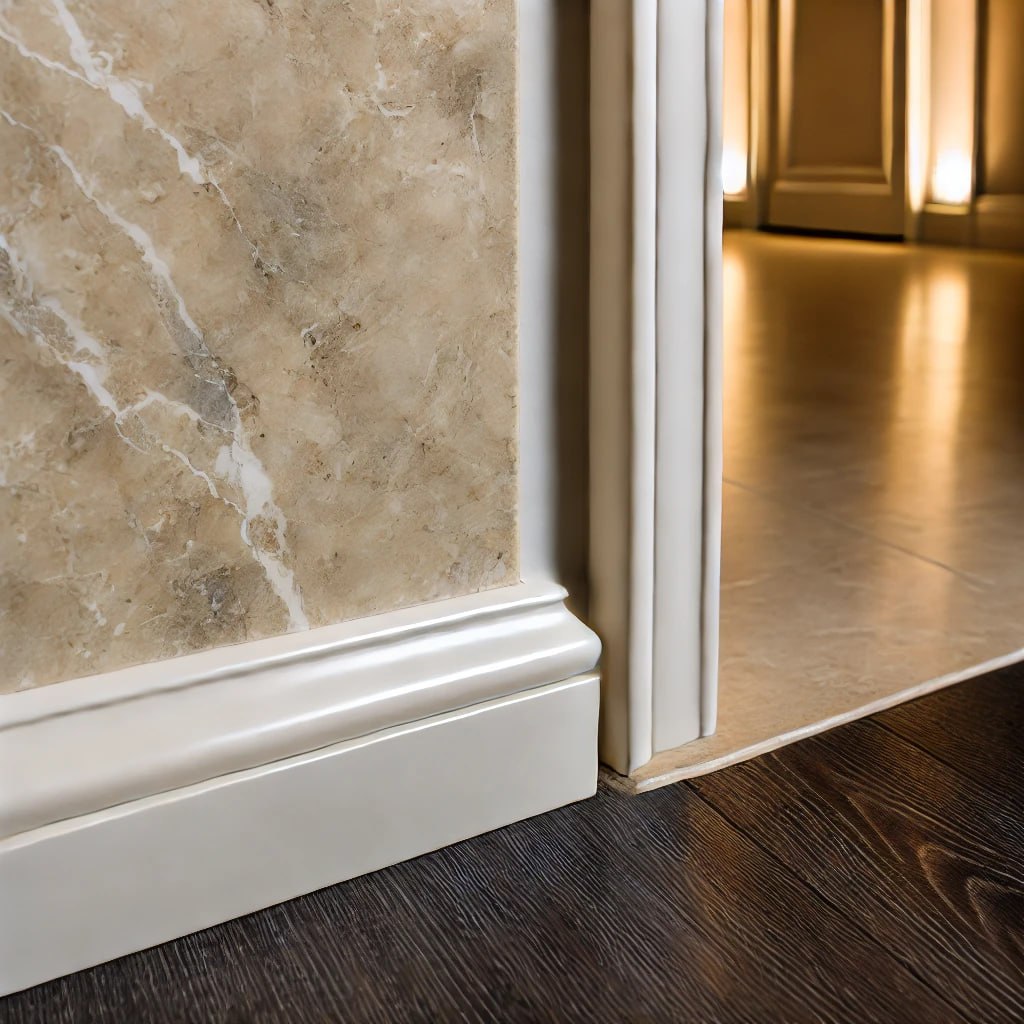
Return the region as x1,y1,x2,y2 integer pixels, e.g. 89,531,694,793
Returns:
702,0,725,738
629,0,660,773
590,1,722,774
652,0,713,751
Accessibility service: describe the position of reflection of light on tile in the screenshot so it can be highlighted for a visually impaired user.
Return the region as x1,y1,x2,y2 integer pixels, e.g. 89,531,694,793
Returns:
722,244,749,457
893,264,968,567
723,246,747,333
722,147,748,196
898,267,968,430
931,150,973,205
926,270,970,350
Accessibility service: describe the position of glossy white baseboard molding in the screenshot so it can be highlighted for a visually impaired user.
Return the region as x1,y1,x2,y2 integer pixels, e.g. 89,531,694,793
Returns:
1,581,598,837
0,581,601,994
1,673,600,995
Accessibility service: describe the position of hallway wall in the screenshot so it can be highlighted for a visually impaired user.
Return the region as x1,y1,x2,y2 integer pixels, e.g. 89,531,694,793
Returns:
974,0,1024,250
722,0,1024,250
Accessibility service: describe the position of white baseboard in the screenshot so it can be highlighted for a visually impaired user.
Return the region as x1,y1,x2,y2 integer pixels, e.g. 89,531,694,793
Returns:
0,582,600,995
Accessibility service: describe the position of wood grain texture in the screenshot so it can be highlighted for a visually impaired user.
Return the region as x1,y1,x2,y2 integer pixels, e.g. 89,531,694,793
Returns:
5,666,1023,1022
3,788,954,1022
873,661,1024,805
692,696,1024,1022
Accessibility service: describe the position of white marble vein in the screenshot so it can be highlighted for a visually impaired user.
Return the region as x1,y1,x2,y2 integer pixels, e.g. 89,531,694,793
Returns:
44,0,271,271
0,115,309,629
0,0,517,690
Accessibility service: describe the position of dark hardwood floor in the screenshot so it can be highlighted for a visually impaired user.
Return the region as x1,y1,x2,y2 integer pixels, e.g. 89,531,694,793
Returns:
4,664,1023,1023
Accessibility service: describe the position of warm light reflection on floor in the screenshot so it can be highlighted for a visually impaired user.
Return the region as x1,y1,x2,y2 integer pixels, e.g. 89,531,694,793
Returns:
721,245,749,461
892,263,969,570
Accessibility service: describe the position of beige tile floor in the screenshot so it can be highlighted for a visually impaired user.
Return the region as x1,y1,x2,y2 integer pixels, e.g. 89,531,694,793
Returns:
633,231,1024,789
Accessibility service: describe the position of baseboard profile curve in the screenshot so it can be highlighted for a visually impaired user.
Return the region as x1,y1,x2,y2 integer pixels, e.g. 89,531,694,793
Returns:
0,581,601,995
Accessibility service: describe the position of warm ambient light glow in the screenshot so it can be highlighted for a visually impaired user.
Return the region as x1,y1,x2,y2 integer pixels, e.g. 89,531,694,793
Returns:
722,148,748,196
906,0,930,211
722,0,750,200
931,149,973,205
928,0,978,208
894,264,968,567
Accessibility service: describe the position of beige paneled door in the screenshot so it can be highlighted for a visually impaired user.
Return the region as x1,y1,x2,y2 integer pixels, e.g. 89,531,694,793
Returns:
765,0,906,236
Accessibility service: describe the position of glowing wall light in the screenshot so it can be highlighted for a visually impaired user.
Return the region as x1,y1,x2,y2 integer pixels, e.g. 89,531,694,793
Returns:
722,147,749,196
928,0,977,206
722,0,750,198
931,149,973,205
906,0,931,211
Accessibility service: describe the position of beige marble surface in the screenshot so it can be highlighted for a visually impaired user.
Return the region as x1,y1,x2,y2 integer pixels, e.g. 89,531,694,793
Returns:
0,0,518,691
632,233,1024,789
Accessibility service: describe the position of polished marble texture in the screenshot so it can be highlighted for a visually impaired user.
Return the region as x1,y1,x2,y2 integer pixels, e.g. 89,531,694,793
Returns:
634,231,1024,787
0,0,518,691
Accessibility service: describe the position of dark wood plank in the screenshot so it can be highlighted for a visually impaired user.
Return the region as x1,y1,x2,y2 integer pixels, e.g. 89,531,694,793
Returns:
692,715,1024,1024
0,781,959,1024
874,663,1024,804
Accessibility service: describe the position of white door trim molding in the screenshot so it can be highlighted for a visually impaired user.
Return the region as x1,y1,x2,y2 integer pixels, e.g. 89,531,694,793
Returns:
0,582,600,994
590,0,723,776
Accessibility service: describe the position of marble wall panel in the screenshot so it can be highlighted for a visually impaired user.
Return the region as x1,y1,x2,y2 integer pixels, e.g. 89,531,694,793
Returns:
0,0,518,691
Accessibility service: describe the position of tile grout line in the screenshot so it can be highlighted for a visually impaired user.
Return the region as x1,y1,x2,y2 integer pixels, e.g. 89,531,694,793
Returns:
723,476,995,589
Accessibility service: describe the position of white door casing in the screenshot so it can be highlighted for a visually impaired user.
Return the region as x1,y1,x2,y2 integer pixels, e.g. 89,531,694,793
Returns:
590,0,724,775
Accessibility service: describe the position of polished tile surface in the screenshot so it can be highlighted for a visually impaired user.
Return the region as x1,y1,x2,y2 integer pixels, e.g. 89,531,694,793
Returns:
635,231,1024,787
